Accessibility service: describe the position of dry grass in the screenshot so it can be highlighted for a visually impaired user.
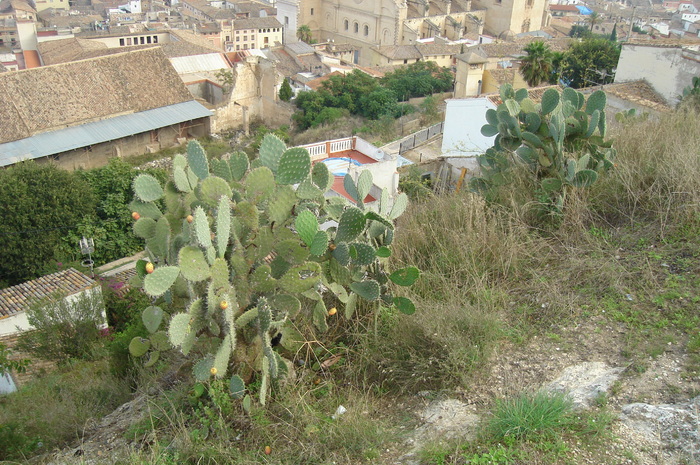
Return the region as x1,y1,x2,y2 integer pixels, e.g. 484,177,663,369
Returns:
592,110,700,233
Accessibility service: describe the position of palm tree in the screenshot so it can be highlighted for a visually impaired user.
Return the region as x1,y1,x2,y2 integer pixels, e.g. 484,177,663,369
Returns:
587,11,601,32
297,25,312,43
519,41,553,87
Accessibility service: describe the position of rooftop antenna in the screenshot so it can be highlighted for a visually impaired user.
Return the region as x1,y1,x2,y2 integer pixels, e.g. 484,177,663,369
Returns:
79,236,95,277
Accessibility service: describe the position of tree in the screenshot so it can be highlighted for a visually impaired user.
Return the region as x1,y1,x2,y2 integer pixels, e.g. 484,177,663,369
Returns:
0,162,97,287
609,23,618,42
279,77,293,102
381,61,454,99
587,11,601,32
569,25,591,38
359,87,398,119
519,40,554,87
297,24,312,43
559,38,620,88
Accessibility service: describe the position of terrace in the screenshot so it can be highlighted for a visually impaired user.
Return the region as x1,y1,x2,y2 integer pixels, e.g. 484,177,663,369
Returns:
296,136,396,203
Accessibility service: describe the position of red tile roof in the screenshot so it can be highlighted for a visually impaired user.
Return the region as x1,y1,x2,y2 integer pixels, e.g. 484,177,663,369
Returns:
0,268,97,318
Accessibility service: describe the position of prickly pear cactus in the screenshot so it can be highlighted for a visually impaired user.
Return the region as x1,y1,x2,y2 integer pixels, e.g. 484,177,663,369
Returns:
129,137,419,405
471,84,616,213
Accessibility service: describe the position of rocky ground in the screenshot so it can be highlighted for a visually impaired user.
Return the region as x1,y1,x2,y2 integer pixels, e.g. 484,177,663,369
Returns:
43,314,699,465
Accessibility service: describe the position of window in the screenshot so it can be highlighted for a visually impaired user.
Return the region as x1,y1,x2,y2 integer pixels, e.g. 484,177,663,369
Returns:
264,36,269,44
236,44,240,50
363,25,368,36
226,35,230,41
526,0,533,7
244,35,247,40
153,35,158,43
140,36,145,44
344,19,348,30
237,36,240,41
353,22,358,33
244,44,248,49
126,37,132,45
310,8,314,15
147,36,152,43
119,38,125,46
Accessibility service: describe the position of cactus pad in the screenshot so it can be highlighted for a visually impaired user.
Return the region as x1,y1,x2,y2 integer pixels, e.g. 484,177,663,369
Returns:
229,152,249,181
267,185,296,224
279,262,322,293
133,174,164,202
236,201,259,230
295,210,318,246
128,337,150,357
343,174,361,203
312,162,333,191
389,266,420,286
585,90,606,115
144,266,180,297
129,200,163,220
393,296,416,315
142,306,164,333
187,140,210,180
245,167,275,202
277,148,311,185
178,246,210,282
210,158,232,181
356,170,373,202
336,207,366,243
541,88,560,115
309,230,329,256
389,193,408,220
215,196,230,257
133,217,157,239
259,134,287,173
350,243,376,266
313,300,328,332
350,280,380,301
230,374,246,398
193,206,212,249
173,165,192,192
168,312,191,347
199,176,232,207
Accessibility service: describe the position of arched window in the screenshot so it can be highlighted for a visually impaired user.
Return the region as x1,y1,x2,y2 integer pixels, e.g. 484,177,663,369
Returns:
353,22,358,33
363,24,369,36
344,19,348,30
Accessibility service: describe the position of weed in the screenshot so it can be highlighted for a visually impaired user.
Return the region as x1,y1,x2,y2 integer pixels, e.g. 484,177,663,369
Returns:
483,391,574,442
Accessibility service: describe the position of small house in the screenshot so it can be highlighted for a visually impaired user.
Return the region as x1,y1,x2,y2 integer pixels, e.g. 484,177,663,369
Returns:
0,268,103,394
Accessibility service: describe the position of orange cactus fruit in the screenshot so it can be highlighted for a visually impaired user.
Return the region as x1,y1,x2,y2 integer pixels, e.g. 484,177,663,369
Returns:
264,446,272,455
186,215,194,223
210,367,218,376
132,212,140,220
145,262,155,274
220,301,229,310
328,307,337,316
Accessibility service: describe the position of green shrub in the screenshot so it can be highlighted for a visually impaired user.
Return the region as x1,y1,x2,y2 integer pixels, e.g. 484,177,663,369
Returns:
16,290,106,363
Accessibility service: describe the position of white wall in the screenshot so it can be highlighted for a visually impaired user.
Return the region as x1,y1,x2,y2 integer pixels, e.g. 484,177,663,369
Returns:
441,98,496,159
615,44,700,105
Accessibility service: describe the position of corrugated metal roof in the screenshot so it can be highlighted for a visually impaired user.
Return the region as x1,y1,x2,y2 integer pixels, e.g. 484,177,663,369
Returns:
0,101,212,166
170,53,230,74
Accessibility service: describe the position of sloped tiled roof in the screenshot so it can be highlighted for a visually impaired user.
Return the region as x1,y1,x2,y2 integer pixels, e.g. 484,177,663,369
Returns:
593,80,671,111
372,44,422,60
233,16,282,30
0,47,193,144
0,268,97,318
